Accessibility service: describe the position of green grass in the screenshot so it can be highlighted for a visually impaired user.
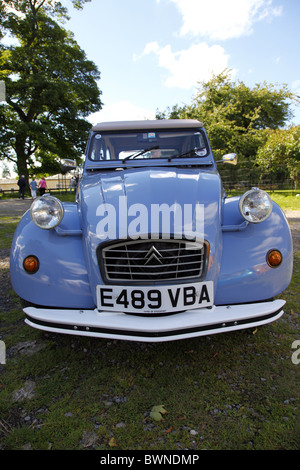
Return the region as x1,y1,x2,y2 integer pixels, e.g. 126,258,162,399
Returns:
0,218,20,249
0,211,299,450
269,192,300,211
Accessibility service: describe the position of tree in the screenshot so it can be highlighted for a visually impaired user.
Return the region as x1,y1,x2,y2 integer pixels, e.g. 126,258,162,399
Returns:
157,70,296,161
0,0,101,180
1,0,91,22
256,126,300,189
1,161,11,178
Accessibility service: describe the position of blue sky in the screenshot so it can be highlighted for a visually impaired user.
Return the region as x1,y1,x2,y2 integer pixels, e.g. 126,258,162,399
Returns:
64,0,300,126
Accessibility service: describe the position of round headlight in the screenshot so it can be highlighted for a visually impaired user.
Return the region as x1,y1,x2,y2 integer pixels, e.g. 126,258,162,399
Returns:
239,189,272,224
30,196,64,229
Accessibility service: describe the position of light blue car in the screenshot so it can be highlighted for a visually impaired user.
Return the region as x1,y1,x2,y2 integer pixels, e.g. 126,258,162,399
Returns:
10,120,293,342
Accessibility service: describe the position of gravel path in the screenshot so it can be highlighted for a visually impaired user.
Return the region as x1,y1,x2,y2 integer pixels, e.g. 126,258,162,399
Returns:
0,198,32,216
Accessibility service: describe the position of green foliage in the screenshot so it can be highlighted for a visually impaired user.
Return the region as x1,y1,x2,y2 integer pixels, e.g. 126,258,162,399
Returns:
0,0,102,178
1,1,91,23
256,126,300,188
157,70,297,162
71,0,91,9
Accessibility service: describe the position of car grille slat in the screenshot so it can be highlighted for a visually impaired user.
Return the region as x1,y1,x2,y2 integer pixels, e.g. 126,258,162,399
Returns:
99,240,207,283
104,260,203,268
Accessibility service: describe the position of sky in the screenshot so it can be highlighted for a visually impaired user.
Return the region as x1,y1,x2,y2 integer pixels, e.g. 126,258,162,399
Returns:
63,0,300,126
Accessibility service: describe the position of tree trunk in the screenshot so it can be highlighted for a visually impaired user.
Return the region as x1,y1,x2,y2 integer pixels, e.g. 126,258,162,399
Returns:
15,134,29,187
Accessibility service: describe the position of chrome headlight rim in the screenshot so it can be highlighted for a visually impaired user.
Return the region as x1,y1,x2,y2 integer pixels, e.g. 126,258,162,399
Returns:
239,188,273,224
30,195,64,230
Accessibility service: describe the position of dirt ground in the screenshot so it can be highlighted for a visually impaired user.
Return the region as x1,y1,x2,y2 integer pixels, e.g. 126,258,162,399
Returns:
0,198,33,216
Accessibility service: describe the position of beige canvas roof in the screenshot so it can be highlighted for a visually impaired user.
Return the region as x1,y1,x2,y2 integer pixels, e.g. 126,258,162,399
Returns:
91,119,203,132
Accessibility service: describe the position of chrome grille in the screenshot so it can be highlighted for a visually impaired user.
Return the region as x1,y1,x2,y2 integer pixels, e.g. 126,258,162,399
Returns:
99,240,207,283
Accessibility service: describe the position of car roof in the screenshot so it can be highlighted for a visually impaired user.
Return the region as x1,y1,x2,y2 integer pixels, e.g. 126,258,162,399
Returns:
91,119,204,132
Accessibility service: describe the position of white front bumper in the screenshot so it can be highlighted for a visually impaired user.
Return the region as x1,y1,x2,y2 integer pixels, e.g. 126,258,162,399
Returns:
23,299,285,342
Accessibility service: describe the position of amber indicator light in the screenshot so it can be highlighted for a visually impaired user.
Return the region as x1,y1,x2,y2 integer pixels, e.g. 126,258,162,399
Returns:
23,256,39,274
267,250,282,268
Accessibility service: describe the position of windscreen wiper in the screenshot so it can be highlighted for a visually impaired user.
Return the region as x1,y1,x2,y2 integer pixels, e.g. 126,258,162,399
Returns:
122,146,159,162
167,147,207,161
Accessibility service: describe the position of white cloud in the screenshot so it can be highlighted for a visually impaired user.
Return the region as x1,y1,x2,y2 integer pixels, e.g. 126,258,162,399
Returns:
88,101,156,124
137,41,231,89
291,80,300,96
166,0,282,40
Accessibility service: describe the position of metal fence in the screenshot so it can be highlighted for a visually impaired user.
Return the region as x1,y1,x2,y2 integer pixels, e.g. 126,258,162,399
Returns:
218,163,298,193
0,164,298,198
0,188,73,198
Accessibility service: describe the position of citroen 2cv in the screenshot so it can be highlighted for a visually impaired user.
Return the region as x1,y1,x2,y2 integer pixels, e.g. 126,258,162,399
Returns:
10,120,293,342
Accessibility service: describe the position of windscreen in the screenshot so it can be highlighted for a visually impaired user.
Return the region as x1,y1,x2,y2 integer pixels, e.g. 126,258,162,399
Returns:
88,129,208,161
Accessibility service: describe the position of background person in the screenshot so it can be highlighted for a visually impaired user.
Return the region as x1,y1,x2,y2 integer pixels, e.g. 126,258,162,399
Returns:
69,176,76,192
38,177,47,196
17,175,26,199
29,177,37,199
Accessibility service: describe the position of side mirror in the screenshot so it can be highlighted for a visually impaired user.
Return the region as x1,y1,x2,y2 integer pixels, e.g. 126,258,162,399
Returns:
60,159,77,174
222,153,237,165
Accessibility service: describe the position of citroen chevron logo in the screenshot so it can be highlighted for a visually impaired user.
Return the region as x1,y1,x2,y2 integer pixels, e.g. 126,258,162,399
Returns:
144,246,163,265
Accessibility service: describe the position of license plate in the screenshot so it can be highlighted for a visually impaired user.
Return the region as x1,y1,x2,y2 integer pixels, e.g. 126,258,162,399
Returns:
96,281,213,314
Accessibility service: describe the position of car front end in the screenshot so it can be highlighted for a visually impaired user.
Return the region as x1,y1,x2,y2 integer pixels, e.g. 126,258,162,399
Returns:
10,120,293,342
